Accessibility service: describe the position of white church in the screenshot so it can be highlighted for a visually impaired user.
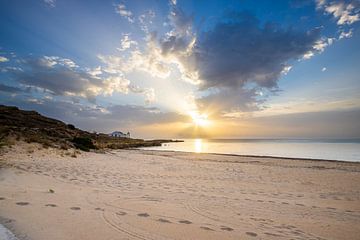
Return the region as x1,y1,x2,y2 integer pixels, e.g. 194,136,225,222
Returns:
109,131,130,138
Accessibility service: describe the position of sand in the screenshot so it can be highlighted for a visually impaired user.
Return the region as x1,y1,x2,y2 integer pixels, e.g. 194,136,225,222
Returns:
0,143,360,240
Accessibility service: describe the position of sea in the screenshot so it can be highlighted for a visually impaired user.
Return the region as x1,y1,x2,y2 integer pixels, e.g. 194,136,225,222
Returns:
141,138,360,162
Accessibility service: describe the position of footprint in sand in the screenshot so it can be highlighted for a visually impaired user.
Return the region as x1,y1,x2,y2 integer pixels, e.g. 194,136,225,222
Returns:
94,207,105,211
179,220,192,224
200,226,214,231
70,207,81,210
157,218,171,223
264,232,281,237
45,204,57,207
16,202,29,206
137,213,150,217
292,230,302,235
220,226,233,231
0,197,5,200
116,211,127,216
246,231,258,237
327,207,336,210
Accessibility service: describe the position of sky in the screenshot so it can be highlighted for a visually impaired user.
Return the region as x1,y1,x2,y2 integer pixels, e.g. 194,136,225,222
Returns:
0,0,359,139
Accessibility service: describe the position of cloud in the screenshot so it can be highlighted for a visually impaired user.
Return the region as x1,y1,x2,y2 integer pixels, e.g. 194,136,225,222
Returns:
8,56,131,102
39,56,78,68
117,34,138,51
138,10,156,33
115,3,134,23
158,4,199,83
197,88,264,114
193,12,322,90
167,4,193,36
0,56,9,62
140,9,322,113
98,37,173,79
44,0,56,8
302,37,334,59
129,86,156,104
339,28,353,39
171,11,322,112
317,0,360,25
0,83,22,93
6,55,157,104
110,4,198,84
98,4,198,85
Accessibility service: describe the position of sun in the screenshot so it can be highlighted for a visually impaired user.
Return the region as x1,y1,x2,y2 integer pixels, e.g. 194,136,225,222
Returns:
189,111,211,127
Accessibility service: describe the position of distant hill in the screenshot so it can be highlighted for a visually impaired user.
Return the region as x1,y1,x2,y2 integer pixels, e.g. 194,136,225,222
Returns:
0,105,178,151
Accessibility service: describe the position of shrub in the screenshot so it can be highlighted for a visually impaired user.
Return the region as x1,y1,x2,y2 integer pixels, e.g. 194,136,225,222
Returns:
72,137,96,151
67,124,75,130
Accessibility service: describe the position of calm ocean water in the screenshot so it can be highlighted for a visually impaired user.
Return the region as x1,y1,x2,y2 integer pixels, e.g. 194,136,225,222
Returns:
142,139,360,162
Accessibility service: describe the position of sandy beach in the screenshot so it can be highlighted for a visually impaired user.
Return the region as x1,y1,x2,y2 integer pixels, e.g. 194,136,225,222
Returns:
1,143,360,240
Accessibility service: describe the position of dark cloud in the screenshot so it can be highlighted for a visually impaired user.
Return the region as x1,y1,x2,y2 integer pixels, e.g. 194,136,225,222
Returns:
146,9,322,113
160,34,191,56
195,11,321,90
197,88,264,113
0,83,22,93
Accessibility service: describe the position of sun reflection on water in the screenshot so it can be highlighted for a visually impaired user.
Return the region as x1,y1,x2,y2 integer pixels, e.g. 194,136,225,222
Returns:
194,139,203,153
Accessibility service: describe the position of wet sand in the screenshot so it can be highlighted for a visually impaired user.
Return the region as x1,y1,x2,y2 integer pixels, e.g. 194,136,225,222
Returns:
0,143,360,240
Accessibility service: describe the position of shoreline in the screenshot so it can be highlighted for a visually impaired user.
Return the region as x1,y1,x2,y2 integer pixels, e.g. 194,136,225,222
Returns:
137,148,360,164
1,143,360,240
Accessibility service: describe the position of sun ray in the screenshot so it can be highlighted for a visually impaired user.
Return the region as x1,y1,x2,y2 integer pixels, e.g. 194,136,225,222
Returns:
189,111,211,127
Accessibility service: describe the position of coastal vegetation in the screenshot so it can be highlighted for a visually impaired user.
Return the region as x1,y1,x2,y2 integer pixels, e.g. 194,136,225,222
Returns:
0,105,180,151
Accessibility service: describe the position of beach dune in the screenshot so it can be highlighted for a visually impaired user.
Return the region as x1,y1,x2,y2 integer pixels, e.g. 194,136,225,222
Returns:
0,143,360,240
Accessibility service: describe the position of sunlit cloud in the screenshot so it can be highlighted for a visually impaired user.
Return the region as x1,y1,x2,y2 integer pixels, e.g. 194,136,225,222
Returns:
339,29,353,39
302,37,335,59
115,3,134,23
0,56,9,62
317,0,360,25
117,34,138,51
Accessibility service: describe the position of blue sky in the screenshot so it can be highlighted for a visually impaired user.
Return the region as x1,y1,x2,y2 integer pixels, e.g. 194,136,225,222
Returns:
0,0,359,138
